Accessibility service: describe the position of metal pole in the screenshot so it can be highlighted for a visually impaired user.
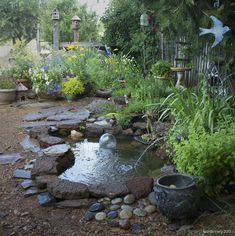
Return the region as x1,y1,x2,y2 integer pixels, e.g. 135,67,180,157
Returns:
53,20,59,50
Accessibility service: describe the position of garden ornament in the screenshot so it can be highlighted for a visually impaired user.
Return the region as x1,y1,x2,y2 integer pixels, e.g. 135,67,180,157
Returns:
99,133,117,149
199,16,230,48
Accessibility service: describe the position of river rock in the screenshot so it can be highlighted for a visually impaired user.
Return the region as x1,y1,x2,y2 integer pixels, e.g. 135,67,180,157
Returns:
119,209,132,219
94,120,112,127
121,205,134,212
122,128,134,136
24,187,39,197
107,211,118,219
148,192,157,206
85,123,104,137
37,192,55,206
89,203,105,212
95,212,106,221
111,197,123,205
126,177,154,199
48,179,89,200
38,135,64,148
133,208,147,217
20,135,41,153
42,144,70,157
84,211,94,221
144,205,156,214
13,169,31,179
110,204,121,211
132,223,145,232
28,126,50,139
123,194,135,205
119,219,131,230
133,122,147,130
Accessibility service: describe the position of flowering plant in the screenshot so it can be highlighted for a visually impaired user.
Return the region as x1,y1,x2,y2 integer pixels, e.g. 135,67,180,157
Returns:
61,77,85,97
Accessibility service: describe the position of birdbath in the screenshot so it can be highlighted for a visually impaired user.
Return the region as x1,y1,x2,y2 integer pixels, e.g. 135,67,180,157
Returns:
171,67,191,87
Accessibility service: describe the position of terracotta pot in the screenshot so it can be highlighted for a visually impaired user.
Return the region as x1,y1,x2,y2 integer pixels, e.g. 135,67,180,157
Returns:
0,89,17,105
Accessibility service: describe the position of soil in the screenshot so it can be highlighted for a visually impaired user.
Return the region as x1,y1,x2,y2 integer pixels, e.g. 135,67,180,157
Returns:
0,100,234,236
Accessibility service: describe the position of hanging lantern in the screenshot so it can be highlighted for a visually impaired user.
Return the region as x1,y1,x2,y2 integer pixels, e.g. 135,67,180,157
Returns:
140,13,149,27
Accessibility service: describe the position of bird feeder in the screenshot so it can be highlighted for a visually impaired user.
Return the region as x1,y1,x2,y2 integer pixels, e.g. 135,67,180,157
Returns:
51,9,60,20
71,15,81,30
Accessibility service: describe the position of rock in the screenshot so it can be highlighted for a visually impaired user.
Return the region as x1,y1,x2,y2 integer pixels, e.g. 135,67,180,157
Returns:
126,177,153,199
161,164,177,174
28,126,50,139
38,135,64,148
37,192,55,206
85,123,104,137
89,203,105,212
56,199,96,209
134,129,143,136
111,197,123,205
24,187,39,197
148,192,157,206
133,122,147,130
94,120,112,127
20,136,41,153
21,122,57,130
144,205,156,214
97,116,106,121
87,118,96,123
119,219,131,230
95,212,106,221
107,211,118,219
169,184,176,188
24,163,34,170
31,156,58,177
35,175,59,189
104,126,122,135
57,120,83,130
21,180,36,189
70,130,83,141
13,169,31,179
42,144,70,157
47,109,90,122
108,221,119,228
122,128,134,136
85,99,112,114
132,223,145,232
119,209,132,219
23,113,47,122
123,194,135,205
40,106,71,117
0,153,22,164
84,211,94,221
48,179,89,200
110,204,121,211
133,208,147,217
121,205,134,212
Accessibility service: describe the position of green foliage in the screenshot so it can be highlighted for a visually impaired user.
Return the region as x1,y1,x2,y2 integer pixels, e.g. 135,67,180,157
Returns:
150,60,172,79
0,0,39,43
0,80,16,89
40,0,99,43
172,122,235,196
61,77,84,96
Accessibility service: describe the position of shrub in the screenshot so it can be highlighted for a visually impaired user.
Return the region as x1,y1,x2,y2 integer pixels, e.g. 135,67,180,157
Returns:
0,80,16,89
150,60,172,79
61,77,85,97
172,122,235,196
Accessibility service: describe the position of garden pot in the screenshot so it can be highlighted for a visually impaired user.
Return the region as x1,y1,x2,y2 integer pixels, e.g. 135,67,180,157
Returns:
154,174,200,220
95,89,112,98
0,89,17,105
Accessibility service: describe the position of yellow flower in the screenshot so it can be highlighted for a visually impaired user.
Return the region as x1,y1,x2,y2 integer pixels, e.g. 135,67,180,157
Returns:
80,53,85,57
80,47,85,51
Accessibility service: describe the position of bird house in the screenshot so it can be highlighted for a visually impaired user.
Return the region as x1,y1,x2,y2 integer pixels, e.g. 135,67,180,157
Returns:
51,9,60,20
71,15,81,30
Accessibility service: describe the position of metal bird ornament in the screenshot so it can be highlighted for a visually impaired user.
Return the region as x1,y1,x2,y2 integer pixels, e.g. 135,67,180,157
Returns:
199,16,230,48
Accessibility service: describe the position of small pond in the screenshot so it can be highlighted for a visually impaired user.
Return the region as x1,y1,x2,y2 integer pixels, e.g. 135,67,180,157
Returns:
59,138,164,185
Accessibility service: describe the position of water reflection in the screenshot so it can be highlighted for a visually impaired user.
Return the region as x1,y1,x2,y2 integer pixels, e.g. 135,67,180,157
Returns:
60,139,164,185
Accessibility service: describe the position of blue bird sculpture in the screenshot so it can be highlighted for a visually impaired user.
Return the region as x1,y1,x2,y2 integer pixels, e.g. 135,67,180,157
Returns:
199,16,230,48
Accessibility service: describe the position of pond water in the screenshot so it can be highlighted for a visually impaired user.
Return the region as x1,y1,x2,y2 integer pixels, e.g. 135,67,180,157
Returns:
59,138,164,185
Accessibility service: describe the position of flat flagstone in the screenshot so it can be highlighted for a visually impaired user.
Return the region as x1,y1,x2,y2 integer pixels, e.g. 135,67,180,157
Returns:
20,135,41,153
42,144,70,157
23,113,48,122
0,153,22,164
13,169,31,179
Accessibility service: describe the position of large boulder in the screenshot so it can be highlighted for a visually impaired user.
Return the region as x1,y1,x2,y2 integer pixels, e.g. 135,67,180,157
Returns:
126,177,154,199
48,179,89,200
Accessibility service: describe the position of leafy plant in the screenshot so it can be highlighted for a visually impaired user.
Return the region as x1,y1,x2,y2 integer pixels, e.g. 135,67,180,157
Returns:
61,77,85,97
172,122,235,196
0,80,16,89
150,60,172,79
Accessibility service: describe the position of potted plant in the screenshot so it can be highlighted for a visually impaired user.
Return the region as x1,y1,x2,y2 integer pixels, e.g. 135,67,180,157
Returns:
150,60,172,79
61,77,85,101
0,79,17,105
